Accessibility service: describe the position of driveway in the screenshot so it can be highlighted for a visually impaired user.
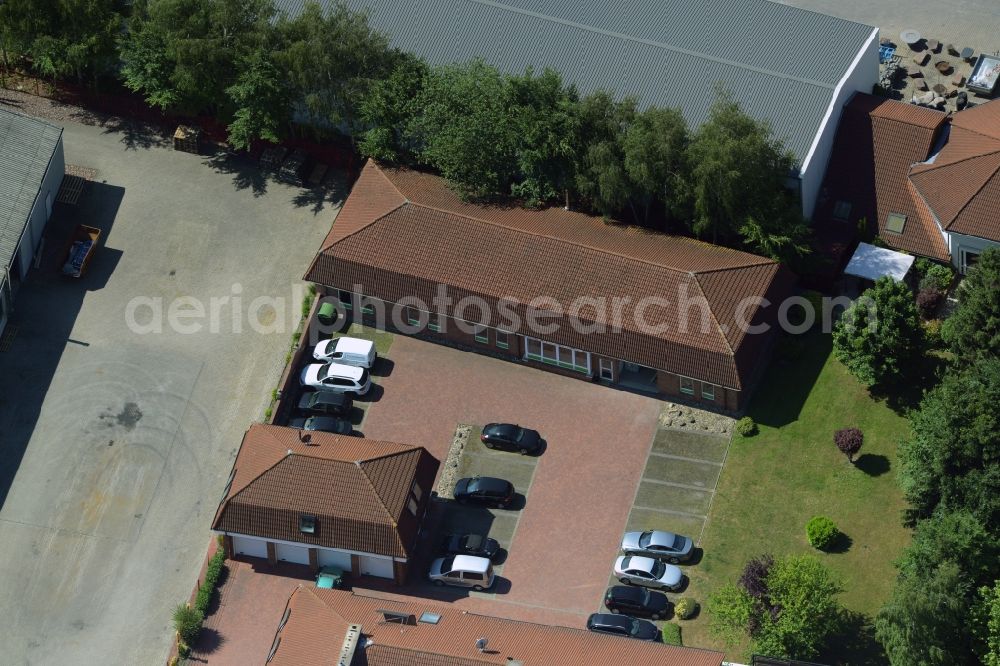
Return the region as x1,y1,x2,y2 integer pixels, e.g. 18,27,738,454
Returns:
0,118,336,664
360,334,663,624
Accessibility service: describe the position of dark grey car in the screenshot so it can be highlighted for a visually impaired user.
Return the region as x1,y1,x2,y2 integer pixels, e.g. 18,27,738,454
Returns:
288,415,354,435
297,391,353,416
586,613,661,641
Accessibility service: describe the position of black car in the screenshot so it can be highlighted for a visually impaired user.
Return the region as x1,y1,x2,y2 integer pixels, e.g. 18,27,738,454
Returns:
287,415,354,435
441,533,502,559
453,477,515,508
585,613,661,642
480,423,544,454
297,391,353,416
603,585,670,620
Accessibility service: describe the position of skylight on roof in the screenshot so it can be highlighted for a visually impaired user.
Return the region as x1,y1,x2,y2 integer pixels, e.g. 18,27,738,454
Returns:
299,515,316,534
418,611,442,624
833,200,852,222
885,213,907,234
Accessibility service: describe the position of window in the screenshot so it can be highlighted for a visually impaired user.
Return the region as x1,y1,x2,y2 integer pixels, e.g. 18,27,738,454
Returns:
885,213,907,234
407,497,419,516
411,482,423,501
496,330,510,349
961,250,980,275
523,337,591,373
702,382,716,401
463,571,485,582
299,515,316,534
360,300,375,315
406,307,421,327
337,290,353,310
679,376,695,395
599,358,615,381
428,314,442,333
474,326,489,344
832,200,851,222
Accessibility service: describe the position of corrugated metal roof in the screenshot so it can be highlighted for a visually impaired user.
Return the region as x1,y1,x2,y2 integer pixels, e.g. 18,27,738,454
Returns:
275,0,875,162
0,109,62,272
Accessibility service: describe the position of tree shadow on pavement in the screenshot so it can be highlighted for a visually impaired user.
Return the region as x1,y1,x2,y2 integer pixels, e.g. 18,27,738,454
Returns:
202,151,269,197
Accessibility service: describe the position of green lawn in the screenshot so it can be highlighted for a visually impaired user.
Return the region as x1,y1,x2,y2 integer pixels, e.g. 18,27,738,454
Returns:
682,333,911,664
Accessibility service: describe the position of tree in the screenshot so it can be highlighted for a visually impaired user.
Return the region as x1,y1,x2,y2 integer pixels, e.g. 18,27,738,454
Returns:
875,561,972,665
621,106,690,227
974,580,1000,665
357,51,429,163
834,427,863,462
897,510,1000,590
408,59,521,200
832,276,924,388
710,554,843,660
687,89,809,260
277,1,394,137
120,0,276,114
225,48,289,150
573,90,637,217
942,247,1000,365
898,360,1000,528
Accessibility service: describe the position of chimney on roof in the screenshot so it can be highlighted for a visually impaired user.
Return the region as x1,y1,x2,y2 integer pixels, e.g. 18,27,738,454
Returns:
564,189,571,211
475,637,488,653
298,431,313,445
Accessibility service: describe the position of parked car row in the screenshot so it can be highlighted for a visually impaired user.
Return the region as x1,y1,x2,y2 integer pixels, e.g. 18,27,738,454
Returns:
291,336,378,436
586,530,698,641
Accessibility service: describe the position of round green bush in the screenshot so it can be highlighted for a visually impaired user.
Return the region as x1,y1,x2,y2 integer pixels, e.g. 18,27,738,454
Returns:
172,604,203,646
806,516,839,550
674,597,699,620
661,622,683,645
735,416,758,437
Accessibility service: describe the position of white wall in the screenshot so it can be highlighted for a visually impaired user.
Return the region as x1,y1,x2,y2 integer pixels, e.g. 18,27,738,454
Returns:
948,230,1000,273
799,28,880,219
16,134,64,280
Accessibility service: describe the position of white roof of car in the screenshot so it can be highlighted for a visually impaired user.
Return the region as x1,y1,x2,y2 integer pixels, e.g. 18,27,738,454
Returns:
451,554,491,573
323,362,365,380
333,336,374,354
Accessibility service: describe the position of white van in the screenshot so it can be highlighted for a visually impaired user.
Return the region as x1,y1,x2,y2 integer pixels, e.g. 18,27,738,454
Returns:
299,362,371,395
428,554,495,591
312,337,377,369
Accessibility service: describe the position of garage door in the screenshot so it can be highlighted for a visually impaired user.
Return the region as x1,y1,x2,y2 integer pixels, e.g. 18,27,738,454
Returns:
275,543,310,565
360,555,394,579
317,548,351,570
232,536,268,559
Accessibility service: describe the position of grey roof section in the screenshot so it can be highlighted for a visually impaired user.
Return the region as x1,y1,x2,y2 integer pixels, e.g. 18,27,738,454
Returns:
0,108,62,272
275,0,876,163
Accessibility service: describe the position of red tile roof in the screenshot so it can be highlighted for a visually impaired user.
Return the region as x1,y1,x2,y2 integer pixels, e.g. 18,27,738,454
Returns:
909,100,1000,243
306,161,790,390
267,587,725,666
213,424,438,559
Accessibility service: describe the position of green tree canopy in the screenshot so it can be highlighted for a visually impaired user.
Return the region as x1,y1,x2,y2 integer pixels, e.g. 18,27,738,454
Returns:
622,106,690,227
357,51,429,163
688,90,809,260
897,510,1000,590
875,561,973,665
975,579,1000,666
832,276,924,388
898,359,1000,528
573,90,637,217
942,247,1000,365
709,554,843,660
225,48,289,150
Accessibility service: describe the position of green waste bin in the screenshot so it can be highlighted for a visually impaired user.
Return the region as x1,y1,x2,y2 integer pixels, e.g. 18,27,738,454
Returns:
317,302,337,326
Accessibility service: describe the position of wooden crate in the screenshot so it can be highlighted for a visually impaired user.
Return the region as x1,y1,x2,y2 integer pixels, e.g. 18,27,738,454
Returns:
173,125,201,154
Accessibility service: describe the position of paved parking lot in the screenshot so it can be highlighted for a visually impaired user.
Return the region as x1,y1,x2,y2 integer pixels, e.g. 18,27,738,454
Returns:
0,118,335,664
360,334,663,624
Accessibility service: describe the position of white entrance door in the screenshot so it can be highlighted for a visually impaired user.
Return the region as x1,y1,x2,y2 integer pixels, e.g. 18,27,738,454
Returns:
317,548,351,570
359,555,394,578
275,542,310,565
232,535,268,559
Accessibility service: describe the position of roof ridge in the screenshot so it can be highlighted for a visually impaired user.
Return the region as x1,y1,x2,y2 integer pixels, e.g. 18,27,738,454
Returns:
911,149,1000,227
941,153,1000,230
691,275,734,355
221,453,295,514
319,163,408,252
355,459,400,532
464,0,837,91
403,199,769,276
913,144,1000,174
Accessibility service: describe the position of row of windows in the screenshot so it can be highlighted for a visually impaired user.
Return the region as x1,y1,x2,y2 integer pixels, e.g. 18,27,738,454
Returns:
679,376,716,401
524,337,590,374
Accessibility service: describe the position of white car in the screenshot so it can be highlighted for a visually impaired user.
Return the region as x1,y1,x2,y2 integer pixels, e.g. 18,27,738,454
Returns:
613,555,683,591
299,362,371,395
312,336,377,368
428,554,495,591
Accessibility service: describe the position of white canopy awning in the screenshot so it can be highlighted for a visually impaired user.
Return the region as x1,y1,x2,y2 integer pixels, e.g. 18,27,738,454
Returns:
844,243,915,282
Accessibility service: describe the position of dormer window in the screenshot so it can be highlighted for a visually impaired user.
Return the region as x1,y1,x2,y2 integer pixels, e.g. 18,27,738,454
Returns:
832,200,851,221
299,515,316,534
885,213,907,234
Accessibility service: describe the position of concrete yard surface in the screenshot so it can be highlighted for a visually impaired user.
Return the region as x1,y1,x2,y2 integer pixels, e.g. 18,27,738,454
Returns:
0,118,337,664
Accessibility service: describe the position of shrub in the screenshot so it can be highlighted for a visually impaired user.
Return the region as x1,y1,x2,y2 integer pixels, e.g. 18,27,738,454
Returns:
739,554,774,600
674,597,699,620
922,319,943,348
834,427,864,462
735,416,758,437
919,263,954,292
806,516,839,550
661,622,683,645
194,549,227,615
916,287,944,319
173,604,203,647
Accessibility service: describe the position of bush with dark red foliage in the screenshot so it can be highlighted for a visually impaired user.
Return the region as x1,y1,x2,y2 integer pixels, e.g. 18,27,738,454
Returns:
739,554,774,601
834,427,864,462
916,288,944,320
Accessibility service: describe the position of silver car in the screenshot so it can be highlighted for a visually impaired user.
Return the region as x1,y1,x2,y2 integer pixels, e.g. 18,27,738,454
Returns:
613,555,683,591
621,529,693,563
